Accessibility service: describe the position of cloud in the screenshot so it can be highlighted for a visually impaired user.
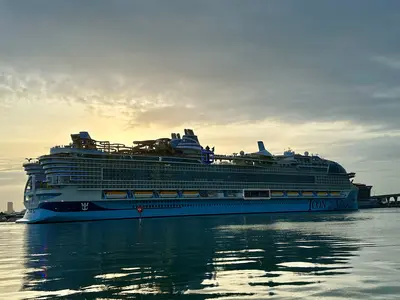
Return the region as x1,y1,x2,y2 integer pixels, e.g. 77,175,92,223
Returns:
0,1,399,130
0,170,24,182
336,135,400,163
0,157,22,172
372,86,400,100
372,56,400,70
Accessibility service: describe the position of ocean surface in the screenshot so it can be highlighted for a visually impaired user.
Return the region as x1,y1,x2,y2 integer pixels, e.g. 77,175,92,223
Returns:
1,208,400,299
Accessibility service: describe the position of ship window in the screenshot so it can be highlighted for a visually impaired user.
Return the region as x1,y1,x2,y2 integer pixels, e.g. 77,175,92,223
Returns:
328,163,347,174
102,168,315,183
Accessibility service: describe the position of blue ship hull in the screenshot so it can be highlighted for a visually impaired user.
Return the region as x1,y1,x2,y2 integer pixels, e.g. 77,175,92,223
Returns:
17,192,358,224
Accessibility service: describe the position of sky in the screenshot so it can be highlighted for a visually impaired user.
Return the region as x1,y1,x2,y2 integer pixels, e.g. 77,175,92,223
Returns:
1,0,400,211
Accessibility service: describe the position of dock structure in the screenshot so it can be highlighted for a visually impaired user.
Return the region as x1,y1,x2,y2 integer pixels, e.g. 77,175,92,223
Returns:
353,183,400,208
372,193,400,207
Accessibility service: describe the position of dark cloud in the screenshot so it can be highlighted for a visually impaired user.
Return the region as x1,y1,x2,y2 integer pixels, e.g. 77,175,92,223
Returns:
330,135,400,164
1,0,400,129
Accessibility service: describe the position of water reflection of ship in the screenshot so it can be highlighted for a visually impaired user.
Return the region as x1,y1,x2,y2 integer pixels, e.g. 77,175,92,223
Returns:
21,214,364,298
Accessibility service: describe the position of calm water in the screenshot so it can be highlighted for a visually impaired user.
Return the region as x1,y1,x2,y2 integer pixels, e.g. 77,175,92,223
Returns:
1,209,400,299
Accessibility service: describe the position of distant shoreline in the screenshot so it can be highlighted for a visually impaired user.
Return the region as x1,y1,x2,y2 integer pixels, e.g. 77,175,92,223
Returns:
0,212,25,223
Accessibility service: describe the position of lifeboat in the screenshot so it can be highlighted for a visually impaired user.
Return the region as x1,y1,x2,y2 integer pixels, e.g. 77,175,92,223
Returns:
182,191,199,198
302,191,314,197
134,191,154,198
104,190,128,199
317,191,328,197
330,191,341,197
159,190,178,198
287,191,299,197
271,191,284,197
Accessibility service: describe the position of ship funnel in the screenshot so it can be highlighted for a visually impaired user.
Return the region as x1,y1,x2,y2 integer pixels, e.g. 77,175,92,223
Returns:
255,141,273,157
257,141,266,152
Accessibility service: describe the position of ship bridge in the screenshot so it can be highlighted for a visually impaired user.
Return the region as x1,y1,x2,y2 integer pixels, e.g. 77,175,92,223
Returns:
327,161,347,174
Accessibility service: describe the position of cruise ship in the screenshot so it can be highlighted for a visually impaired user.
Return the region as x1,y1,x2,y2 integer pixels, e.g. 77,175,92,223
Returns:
17,129,358,224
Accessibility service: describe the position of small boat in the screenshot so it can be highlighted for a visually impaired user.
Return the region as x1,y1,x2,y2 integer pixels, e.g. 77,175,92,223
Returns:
271,191,284,197
287,191,299,197
134,191,154,198
317,192,328,197
302,191,314,197
159,190,178,198
182,191,199,197
104,191,128,199
330,191,341,197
